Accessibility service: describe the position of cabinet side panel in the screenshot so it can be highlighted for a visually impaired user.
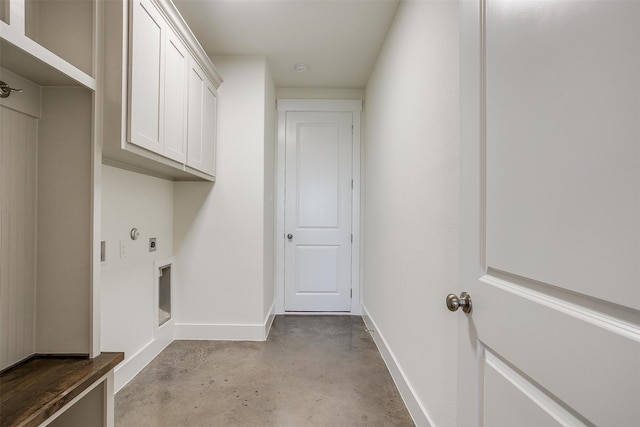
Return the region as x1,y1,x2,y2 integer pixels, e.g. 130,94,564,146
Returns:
201,82,217,176
36,87,92,354
186,62,204,169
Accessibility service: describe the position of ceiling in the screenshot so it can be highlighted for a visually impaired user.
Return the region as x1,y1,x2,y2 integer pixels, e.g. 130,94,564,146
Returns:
172,0,400,88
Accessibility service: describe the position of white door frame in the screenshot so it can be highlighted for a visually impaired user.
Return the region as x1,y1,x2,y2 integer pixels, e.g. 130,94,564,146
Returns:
275,99,362,314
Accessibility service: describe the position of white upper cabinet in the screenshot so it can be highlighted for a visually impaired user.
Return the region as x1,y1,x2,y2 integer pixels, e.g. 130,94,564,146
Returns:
128,0,163,153
187,57,217,176
104,0,222,181
129,0,190,164
162,28,189,164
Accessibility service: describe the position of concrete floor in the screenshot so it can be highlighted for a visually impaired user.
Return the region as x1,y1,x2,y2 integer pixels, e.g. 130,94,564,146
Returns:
115,315,414,426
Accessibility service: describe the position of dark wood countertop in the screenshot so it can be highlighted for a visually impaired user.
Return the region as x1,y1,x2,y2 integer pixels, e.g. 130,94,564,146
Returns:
0,352,124,427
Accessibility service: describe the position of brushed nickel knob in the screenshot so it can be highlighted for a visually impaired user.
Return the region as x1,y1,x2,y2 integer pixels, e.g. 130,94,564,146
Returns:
446,292,472,313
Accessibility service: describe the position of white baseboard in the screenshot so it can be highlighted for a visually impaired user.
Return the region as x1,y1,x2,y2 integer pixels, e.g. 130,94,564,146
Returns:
264,302,276,339
114,334,173,393
361,304,434,427
176,304,277,342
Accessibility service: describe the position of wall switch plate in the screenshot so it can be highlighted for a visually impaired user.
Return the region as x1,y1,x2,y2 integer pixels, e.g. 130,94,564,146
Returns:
149,237,157,252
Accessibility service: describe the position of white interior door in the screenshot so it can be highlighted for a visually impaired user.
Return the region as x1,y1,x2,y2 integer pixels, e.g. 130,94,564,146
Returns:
459,1,640,426
284,111,353,312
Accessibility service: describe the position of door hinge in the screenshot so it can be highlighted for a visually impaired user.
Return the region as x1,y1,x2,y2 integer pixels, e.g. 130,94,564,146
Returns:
351,234,353,243
351,179,353,189
351,125,354,135
350,289,353,298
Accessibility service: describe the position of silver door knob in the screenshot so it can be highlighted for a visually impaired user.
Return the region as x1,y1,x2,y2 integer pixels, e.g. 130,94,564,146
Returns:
446,292,472,313
287,234,293,240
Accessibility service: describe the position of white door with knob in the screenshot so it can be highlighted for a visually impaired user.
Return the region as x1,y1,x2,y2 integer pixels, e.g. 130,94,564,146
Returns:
458,1,640,426
282,108,356,312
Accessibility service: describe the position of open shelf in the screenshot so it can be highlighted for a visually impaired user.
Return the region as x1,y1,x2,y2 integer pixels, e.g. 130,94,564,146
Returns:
0,39,85,86
24,0,94,78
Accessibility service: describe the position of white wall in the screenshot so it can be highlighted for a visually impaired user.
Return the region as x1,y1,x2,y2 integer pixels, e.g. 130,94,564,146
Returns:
362,2,459,426
264,65,276,319
100,165,174,389
174,56,275,339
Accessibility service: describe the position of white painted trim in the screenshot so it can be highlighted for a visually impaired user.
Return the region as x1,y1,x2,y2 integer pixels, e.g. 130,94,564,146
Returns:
361,304,434,427
154,257,176,337
114,337,173,392
176,304,276,341
175,322,268,342
282,311,352,316
264,301,276,340
275,99,362,314
276,108,286,312
153,0,223,87
40,371,113,427
277,99,362,113
91,0,104,358
104,369,115,427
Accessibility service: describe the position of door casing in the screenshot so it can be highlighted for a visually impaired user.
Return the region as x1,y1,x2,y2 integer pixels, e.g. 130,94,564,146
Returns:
275,99,362,314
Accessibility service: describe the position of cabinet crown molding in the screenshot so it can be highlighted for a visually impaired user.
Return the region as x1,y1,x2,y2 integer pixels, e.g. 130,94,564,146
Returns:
153,0,223,88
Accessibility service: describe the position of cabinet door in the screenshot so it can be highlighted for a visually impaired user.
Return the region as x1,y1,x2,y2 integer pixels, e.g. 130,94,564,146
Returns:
187,59,216,176
128,0,164,154
162,28,188,163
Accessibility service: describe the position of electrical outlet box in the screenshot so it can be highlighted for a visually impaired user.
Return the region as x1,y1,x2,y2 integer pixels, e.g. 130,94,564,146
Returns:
149,237,157,252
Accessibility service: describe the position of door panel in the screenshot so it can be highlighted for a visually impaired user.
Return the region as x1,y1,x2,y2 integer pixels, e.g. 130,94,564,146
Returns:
296,246,339,293
459,1,640,426
485,0,640,310
477,275,639,425
297,125,340,227
483,352,574,427
285,112,352,312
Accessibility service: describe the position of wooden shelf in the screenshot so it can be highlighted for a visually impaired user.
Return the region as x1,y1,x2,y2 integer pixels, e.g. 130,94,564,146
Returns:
0,353,124,427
